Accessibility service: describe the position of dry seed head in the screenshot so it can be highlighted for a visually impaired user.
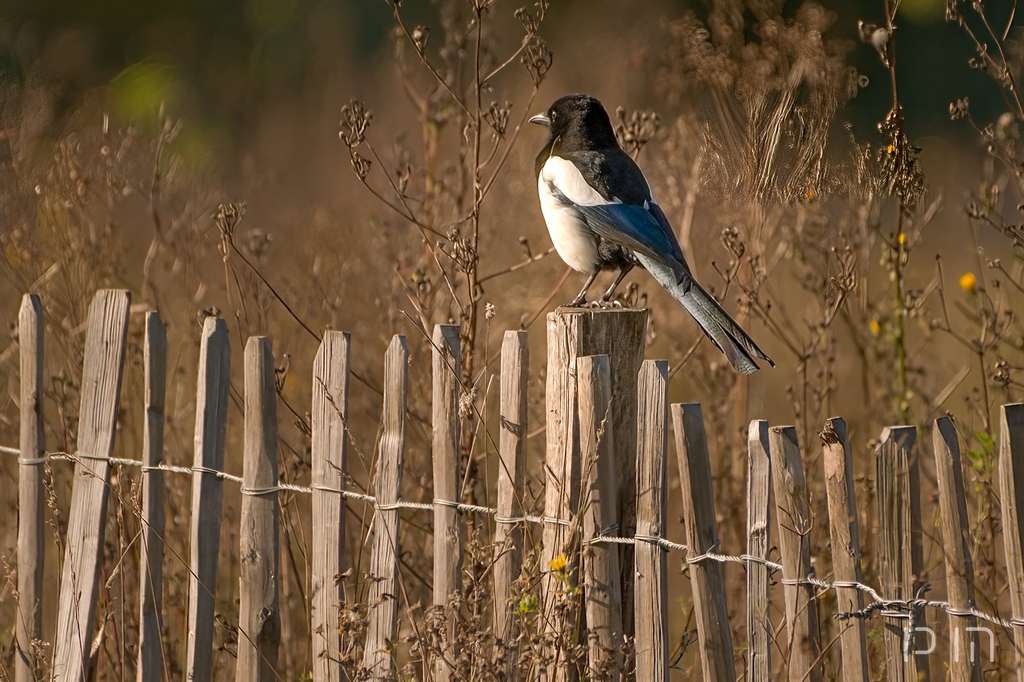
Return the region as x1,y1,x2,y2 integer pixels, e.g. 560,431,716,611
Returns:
412,25,429,53
522,38,552,86
339,100,372,148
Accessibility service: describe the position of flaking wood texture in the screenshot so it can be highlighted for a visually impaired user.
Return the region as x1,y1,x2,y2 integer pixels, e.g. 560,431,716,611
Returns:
999,405,1024,678
635,360,669,682
932,417,982,682
876,428,922,682
674,403,735,682
895,425,930,681
769,426,822,682
820,417,868,682
578,355,622,680
138,312,167,682
17,294,44,682
362,335,407,677
238,337,282,681
311,331,351,682
186,317,232,682
52,290,131,682
495,331,528,665
432,324,462,682
543,307,647,638
746,420,771,682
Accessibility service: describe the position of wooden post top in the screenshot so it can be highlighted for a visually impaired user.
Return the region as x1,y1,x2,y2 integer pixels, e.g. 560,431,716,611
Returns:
551,306,649,316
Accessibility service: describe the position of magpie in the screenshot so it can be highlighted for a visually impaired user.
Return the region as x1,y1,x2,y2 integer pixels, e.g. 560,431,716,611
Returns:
530,93,774,375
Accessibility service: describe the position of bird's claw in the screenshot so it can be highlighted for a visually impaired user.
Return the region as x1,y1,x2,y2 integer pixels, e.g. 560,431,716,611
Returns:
581,299,621,309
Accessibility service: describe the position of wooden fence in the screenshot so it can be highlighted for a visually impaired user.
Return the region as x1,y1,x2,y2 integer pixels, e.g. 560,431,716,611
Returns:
4,288,1024,681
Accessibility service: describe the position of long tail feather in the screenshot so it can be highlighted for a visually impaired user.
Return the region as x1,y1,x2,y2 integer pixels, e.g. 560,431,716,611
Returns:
637,254,774,375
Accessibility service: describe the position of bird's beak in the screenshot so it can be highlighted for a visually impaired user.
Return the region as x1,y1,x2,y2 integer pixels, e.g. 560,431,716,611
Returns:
529,113,550,127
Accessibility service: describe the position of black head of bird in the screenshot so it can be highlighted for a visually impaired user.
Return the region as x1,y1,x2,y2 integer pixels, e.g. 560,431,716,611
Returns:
529,94,619,152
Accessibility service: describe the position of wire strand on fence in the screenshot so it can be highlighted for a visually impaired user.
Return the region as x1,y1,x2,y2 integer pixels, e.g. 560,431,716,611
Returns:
1,443,49,466
5,445,1017,631
13,448,572,526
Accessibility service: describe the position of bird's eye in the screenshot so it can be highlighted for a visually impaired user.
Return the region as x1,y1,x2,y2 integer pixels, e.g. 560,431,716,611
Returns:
549,111,556,123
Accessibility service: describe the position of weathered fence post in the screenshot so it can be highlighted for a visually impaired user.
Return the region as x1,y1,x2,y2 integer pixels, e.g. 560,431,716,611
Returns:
674,403,736,682
876,426,926,682
932,417,982,682
821,417,868,682
636,360,669,682
432,324,462,682
16,294,44,682
746,420,771,682
52,290,131,682
186,316,231,682
362,335,407,678
237,337,281,681
543,307,647,646
138,311,167,682
311,331,351,682
769,426,822,682
999,404,1024,678
578,354,622,680
495,330,528,668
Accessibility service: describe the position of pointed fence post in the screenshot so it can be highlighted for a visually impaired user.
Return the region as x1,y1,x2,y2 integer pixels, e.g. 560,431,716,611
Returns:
769,426,822,682
674,403,736,682
311,331,351,682
933,417,982,682
495,330,528,670
578,354,622,680
821,417,868,682
876,426,925,682
52,290,131,682
746,420,771,682
362,336,407,678
635,360,669,682
186,317,231,682
17,294,45,682
138,312,167,682
999,404,1024,678
432,324,462,682
237,337,281,681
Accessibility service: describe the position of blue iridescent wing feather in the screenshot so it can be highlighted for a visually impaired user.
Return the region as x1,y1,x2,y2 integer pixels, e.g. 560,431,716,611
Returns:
547,184,687,268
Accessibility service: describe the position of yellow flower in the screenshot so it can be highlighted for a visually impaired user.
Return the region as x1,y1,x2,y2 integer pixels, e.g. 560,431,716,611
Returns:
886,144,897,155
959,272,977,293
549,554,567,572
869,319,881,335
897,233,907,246
805,188,817,202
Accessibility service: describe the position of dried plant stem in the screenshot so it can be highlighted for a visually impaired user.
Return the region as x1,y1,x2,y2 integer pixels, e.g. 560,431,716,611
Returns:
893,224,910,424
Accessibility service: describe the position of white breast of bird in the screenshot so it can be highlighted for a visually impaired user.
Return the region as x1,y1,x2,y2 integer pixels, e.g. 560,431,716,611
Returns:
536,156,613,274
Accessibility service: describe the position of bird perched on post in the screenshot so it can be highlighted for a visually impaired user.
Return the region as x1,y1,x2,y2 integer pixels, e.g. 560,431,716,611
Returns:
530,93,774,375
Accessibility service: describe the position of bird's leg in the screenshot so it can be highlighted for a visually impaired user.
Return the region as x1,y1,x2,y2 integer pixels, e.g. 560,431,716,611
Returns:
568,271,599,307
601,263,634,302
